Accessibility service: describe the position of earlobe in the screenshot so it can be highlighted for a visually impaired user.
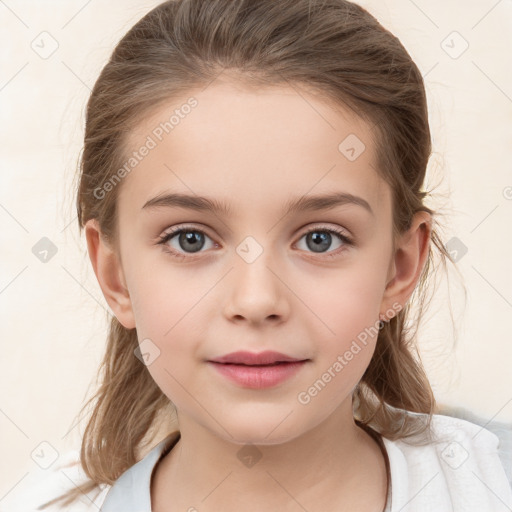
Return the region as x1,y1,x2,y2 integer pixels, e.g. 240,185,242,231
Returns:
84,219,136,329
380,211,432,319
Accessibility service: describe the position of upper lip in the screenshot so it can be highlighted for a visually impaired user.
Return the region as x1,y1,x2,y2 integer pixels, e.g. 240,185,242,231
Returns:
208,350,307,365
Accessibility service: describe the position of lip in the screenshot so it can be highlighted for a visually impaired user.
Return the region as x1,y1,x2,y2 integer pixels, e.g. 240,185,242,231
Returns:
208,350,305,365
206,351,309,389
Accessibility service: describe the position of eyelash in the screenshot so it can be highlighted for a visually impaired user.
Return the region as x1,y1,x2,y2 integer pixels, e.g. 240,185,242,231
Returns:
156,224,354,260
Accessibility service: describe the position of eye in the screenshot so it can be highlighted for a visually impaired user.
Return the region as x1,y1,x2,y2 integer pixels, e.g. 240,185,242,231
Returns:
295,225,354,258
156,224,354,260
157,225,216,259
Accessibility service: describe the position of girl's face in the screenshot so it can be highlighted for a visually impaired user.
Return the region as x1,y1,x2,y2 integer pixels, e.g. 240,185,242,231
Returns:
94,80,406,444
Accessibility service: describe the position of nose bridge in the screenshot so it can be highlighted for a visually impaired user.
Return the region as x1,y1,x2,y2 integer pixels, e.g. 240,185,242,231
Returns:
223,234,288,323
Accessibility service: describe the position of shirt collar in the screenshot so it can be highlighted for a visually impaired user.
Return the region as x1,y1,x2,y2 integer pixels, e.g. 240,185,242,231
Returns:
100,431,180,511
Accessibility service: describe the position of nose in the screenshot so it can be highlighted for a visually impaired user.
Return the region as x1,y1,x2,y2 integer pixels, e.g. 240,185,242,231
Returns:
222,252,290,326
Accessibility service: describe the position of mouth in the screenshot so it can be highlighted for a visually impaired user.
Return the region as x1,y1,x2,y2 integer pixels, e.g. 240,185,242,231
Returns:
208,350,308,366
206,351,310,389
216,361,301,366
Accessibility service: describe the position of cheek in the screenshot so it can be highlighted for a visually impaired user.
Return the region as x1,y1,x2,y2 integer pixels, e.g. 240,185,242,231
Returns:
127,268,207,406
298,258,388,384
125,258,211,363
305,262,386,337
124,248,201,338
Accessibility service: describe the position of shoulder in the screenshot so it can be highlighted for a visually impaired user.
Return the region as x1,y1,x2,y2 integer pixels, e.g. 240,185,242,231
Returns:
0,449,110,512
381,409,512,511
3,432,179,512
429,407,512,487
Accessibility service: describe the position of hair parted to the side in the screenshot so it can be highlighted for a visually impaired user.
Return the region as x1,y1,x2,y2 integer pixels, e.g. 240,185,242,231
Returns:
39,0,454,507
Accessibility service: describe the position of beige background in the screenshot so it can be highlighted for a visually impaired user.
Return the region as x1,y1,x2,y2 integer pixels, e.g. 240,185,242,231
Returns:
1,0,511,504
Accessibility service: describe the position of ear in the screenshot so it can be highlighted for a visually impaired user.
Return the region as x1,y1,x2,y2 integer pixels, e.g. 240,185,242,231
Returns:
379,211,431,320
84,219,136,329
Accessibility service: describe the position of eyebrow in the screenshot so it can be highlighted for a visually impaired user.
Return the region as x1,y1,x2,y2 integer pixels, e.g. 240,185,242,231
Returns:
142,191,374,217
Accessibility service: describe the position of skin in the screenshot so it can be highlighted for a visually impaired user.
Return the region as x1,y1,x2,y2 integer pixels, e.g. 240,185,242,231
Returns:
85,79,431,512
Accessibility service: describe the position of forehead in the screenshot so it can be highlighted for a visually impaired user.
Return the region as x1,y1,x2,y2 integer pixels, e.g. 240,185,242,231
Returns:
117,80,390,221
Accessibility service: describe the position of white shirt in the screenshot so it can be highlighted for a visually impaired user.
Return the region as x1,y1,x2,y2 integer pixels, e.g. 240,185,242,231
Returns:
4,412,512,512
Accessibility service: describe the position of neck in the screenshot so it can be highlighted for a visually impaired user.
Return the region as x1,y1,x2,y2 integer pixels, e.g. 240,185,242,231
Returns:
151,400,389,512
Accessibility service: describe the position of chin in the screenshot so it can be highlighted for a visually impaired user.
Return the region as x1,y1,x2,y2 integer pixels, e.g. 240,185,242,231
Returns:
215,417,305,447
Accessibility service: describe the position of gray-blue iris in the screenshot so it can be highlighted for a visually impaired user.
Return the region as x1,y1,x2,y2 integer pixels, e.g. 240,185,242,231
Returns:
307,232,331,253
179,231,205,253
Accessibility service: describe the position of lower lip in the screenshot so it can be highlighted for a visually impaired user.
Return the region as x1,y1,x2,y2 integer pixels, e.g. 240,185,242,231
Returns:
207,361,307,389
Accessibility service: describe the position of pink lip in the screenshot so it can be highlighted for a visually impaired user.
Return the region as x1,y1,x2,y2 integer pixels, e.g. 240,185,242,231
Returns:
206,351,309,389
208,350,305,365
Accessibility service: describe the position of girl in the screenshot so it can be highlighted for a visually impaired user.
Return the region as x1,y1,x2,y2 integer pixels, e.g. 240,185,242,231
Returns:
22,0,511,510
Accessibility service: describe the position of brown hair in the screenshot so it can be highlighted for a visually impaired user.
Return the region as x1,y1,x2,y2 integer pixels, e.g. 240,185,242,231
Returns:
40,0,453,507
